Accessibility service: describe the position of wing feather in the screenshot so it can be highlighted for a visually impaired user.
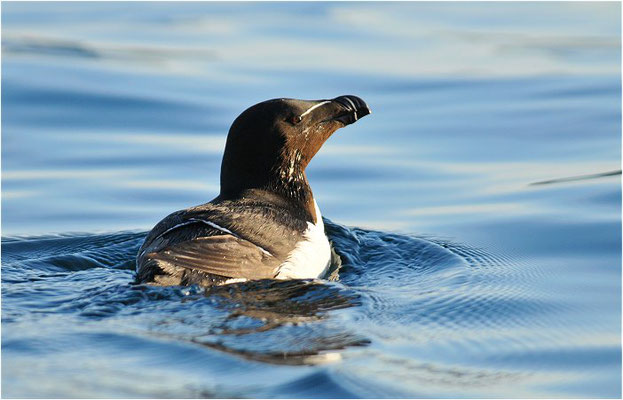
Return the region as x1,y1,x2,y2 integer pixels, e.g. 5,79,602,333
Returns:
144,235,280,280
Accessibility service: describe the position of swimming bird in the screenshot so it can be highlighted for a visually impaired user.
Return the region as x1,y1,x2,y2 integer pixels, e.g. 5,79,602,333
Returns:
136,96,371,286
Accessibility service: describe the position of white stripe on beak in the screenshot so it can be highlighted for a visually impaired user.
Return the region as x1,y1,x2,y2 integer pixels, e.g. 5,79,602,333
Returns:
342,97,358,121
299,100,331,118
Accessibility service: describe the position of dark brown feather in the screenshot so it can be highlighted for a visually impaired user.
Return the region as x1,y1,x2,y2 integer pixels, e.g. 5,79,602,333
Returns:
145,235,280,280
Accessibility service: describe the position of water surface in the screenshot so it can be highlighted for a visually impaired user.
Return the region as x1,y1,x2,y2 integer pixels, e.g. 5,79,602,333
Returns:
2,2,621,398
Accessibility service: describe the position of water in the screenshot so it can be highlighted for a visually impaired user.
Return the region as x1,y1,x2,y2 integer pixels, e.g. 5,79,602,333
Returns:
2,2,621,398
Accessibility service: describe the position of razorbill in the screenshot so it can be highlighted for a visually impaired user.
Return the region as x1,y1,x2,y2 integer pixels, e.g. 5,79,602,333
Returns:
136,95,371,286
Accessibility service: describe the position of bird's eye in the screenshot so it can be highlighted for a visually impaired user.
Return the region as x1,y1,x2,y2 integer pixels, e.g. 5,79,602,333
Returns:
289,115,303,125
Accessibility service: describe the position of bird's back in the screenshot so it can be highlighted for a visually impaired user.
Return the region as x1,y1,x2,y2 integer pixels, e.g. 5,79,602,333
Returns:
136,197,310,285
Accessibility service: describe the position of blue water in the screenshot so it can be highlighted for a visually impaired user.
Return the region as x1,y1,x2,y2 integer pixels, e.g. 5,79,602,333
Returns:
2,2,621,398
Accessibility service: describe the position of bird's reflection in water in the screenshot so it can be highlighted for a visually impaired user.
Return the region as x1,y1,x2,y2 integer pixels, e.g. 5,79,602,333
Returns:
188,263,369,365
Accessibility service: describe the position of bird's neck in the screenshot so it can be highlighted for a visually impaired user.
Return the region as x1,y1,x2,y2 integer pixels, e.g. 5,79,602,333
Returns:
219,147,319,223
269,167,317,223
219,176,317,225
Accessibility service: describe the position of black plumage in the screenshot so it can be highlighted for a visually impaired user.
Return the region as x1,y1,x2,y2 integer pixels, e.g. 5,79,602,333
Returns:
136,96,370,286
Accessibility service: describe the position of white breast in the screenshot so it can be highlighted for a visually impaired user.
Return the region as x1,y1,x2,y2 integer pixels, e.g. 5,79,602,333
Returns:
275,200,331,280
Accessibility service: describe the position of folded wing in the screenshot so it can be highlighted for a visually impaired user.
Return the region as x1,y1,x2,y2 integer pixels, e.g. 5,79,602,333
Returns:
136,219,281,285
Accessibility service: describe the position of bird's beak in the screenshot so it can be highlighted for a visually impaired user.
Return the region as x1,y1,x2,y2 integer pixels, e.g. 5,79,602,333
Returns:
331,95,371,125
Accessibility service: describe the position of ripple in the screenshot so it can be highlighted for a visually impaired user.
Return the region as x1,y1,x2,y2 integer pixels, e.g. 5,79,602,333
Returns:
142,279,370,366
2,35,217,64
2,231,144,265
324,219,567,366
1,224,618,397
